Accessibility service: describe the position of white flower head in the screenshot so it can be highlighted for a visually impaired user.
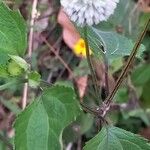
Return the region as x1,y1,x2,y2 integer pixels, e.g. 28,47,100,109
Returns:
61,0,119,27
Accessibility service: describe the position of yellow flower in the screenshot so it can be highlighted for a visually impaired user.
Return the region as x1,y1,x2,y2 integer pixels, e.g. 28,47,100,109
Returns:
73,38,92,57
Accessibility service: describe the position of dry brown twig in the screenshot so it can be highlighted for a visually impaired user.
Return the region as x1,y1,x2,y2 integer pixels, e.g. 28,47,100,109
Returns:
22,0,38,109
41,36,74,78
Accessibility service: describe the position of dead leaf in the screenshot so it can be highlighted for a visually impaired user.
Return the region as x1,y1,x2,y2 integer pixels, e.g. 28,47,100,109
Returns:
139,127,150,140
75,76,88,99
57,8,80,50
138,0,150,12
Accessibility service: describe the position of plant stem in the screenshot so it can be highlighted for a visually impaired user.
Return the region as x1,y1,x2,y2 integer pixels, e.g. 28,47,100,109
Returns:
104,18,150,107
41,36,74,78
80,102,98,116
84,26,101,103
22,0,38,109
103,54,109,98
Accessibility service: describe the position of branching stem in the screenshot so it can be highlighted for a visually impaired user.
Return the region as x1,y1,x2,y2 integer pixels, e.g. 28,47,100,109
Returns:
84,26,101,103
104,18,150,111
81,19,150,119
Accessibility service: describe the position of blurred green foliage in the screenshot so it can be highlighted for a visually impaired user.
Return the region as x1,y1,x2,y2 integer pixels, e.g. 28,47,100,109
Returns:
0,0,150,149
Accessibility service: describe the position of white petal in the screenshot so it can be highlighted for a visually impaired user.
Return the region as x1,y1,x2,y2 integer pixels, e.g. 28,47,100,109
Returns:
61,0,119,26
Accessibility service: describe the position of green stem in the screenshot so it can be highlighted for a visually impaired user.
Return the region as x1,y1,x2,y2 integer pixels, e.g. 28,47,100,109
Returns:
105,18,150,106
84,26,101,103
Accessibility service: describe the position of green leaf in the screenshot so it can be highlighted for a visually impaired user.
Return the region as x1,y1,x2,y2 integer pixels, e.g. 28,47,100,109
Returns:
83,126,150,150
114,87,128,103
0,78,19,91
139,13,150,28
7,60,24,76
110,57,123,73
0,55,29,78
79,26,145,62
14,85,81,150
141,80,150,108
0,52,9,65
0,2,27,56
128,109,150,126
9,55,29,71
63,112,94,143
0,65,9,78
132,64,150,86
28,71,41,88
0,133,7,150
55,80,73,88
78,113,94,135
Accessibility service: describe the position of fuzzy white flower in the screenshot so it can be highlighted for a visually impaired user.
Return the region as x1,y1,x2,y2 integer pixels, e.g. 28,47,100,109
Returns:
61,0,119,26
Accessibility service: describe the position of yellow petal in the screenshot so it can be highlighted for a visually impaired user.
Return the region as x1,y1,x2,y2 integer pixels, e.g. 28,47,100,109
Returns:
73,38,92,57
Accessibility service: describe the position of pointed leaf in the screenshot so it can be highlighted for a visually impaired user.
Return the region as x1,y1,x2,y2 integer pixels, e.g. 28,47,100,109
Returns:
28,71,41,88
78,26,145,63
14,85,81,150
84,126,150,150
131,64,150,86
9,55,29,71
0,2,27,56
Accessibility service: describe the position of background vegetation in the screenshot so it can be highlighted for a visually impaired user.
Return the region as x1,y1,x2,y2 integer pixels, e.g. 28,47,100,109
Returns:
0,0,150,149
